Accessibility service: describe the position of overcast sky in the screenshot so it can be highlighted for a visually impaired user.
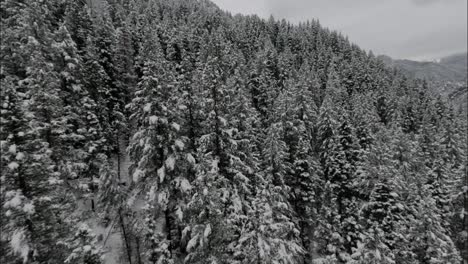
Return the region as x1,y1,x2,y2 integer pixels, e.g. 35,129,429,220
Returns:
211,0,467,61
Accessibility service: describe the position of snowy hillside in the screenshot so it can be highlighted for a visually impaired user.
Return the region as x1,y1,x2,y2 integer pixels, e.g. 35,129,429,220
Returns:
1,0,467,263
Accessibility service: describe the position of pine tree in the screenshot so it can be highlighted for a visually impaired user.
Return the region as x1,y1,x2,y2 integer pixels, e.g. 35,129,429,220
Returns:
127,26,189,263
235,122,304,263
64,224,103,264
0,1,90,262
249,37,279,121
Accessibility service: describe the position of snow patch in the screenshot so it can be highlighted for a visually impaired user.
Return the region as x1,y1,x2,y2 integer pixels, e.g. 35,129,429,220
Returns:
8,162,19,170
176,207,183,221
218,116,227,126
8,144,16,154
158,167,166,183
4,191,23,208
225,128,236,137
10,229,30,263
133,169,144,182
232,196,242,212
176,177,192,192
72,84,81,92
186,153,196,164
157,191,168,206
204,224,212,238
16,152,25,160
83,245,92,252
182,226,190,240
148,186,156,201
48,177,62,185
149,115,158,125
143,103,152,112
172,123,181,131
22,203,35,215
187,235,198,252
165,156,175,171
210,159,219,173
175,140,184,150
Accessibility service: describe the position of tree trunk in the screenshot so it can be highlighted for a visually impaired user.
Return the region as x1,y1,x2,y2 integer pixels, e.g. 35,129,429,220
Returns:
165,208,173,257
136,237,143,264
119,208,133,264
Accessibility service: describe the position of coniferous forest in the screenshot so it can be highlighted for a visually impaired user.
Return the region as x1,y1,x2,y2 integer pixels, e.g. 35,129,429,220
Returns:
1,0,467,263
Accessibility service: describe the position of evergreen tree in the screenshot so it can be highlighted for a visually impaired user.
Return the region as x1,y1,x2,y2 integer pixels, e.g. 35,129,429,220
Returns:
127,26,188,263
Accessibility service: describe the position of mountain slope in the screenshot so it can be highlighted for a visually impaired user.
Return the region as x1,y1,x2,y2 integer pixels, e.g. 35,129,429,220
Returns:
379,53,467,112
378,53,467,82
1,0,467,263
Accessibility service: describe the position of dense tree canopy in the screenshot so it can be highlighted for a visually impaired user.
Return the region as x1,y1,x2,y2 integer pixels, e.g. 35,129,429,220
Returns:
1,0,466,263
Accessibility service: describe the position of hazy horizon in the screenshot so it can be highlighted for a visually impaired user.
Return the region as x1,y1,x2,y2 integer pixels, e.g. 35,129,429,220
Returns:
211,0,467,62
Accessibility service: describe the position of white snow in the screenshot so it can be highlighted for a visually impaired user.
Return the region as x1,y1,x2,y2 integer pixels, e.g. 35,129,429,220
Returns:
158,166,166,183
232,196,242,212
143,103,152,112
204,224,212,238
176,177,192,192
22,203,35,215
79,183,89,191
39,196,52,202
72,84,81,92
148,186,157,201
225,128,236,137
16,152,25,160
8,144,16,154
10,229,30,263
132,169,144,182
186,153,196,164
4,191,23,208
48,177,61,185
375,249,382,260
165,156,176,171
88,146,96,153
180,179,192,192
172,123,181,131
175,140,184,150
83,245,92,252
176,207,183,221
187,235,198,252
158,191,168,206
218,116,227,126
182,226,191,240
149,115,158,125
210,159,219,173
127,194,137,207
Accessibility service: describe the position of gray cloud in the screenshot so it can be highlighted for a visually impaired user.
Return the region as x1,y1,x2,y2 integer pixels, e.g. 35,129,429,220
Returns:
411,0,464,6
212,0,467,61
412,0,443,5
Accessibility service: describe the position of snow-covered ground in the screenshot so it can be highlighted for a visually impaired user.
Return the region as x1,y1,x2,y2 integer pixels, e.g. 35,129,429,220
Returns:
75,136,132,264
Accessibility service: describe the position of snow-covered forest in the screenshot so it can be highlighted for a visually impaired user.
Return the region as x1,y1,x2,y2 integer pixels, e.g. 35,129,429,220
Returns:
1,0,467,263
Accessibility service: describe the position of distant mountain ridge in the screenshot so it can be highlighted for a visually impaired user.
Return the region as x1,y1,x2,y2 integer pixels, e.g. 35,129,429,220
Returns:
378,52,467,83
378,52,467,111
